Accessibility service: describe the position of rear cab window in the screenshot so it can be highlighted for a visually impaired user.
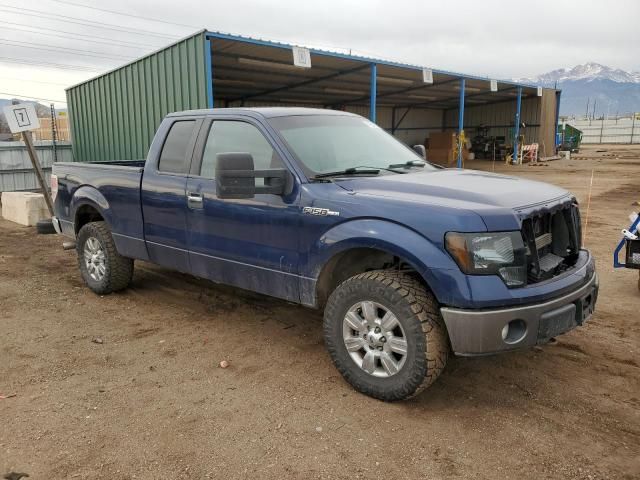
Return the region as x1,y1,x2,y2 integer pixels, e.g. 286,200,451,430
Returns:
158,120,197,174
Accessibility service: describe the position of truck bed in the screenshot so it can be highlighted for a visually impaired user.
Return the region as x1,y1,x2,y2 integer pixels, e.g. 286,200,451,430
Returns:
52,161,146,253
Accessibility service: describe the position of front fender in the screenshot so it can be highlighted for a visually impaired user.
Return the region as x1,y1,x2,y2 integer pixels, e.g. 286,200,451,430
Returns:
301,218,470,306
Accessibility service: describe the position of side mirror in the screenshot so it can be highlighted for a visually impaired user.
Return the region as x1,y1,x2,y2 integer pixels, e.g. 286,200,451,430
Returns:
412,144,426,159
215,152,292,199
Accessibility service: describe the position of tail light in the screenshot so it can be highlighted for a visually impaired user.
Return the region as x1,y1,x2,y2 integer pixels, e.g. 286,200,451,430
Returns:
50,174,58,202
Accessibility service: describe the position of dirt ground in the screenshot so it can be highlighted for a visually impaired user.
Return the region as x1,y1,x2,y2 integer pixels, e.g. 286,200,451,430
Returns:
1,144,639,479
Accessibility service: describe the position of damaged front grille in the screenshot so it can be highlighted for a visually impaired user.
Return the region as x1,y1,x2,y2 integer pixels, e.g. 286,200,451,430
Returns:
521,201,582,284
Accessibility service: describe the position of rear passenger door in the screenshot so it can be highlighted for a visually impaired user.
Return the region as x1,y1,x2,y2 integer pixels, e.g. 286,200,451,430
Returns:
141,118,202,272
184,116,301,302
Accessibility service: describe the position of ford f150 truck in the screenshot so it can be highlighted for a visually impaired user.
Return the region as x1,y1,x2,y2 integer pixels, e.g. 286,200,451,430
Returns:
51,108,598,401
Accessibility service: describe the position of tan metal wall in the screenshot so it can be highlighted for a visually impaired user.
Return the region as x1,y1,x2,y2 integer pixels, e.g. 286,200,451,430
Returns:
538,90,558,156
238,101,443,146
444,97,541,146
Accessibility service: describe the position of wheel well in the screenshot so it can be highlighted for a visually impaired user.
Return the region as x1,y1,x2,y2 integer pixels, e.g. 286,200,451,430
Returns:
75,204,104,233
315,248,423,308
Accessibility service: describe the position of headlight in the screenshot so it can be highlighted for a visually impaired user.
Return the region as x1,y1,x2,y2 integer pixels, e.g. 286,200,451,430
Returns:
445,231,527,287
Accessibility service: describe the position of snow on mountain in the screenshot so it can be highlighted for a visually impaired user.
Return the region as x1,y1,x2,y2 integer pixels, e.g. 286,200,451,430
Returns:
514,63,640,115
517,62,640,86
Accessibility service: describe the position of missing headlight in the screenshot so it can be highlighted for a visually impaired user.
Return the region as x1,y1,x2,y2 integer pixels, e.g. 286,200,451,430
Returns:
445,231,527,287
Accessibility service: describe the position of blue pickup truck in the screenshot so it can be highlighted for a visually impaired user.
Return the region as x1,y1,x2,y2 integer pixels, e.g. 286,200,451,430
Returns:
51,108,598,401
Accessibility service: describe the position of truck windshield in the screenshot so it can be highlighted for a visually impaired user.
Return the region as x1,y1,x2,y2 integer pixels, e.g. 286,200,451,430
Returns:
269,115,436,178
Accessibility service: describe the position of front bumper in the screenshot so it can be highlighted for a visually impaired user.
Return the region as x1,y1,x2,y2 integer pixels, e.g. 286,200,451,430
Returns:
441,268,599,356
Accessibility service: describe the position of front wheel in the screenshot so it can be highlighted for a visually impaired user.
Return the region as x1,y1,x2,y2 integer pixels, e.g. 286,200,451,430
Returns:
323,270,449,401
76,221,133,295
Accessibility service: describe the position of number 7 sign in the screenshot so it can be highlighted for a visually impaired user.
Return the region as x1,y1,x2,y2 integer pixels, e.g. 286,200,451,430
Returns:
3,103,41,133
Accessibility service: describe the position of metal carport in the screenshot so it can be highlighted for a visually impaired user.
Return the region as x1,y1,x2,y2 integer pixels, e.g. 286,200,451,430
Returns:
66,30,559,165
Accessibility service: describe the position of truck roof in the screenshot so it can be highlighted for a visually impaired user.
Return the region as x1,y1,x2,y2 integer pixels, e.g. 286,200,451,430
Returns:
166,107,357,119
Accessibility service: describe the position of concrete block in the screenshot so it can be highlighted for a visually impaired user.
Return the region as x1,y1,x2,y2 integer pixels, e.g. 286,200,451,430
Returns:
1,192,50,226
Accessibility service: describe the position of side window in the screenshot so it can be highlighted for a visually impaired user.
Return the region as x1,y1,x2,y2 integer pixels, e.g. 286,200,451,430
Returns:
158,120,196,174
199,121,282,179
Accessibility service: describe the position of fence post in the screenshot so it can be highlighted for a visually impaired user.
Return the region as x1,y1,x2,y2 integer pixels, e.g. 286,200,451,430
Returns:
50,104,58,163
631,114,636,145
599,117,604,144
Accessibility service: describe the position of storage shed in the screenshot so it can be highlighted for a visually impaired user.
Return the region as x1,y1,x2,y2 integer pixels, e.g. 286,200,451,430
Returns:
66,30,560,165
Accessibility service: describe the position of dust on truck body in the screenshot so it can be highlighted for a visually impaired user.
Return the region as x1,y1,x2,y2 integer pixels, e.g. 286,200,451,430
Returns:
51,108,598,401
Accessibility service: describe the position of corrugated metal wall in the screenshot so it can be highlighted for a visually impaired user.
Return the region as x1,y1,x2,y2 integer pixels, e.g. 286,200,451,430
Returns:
569,117,640,144
0,141,72,192
537,90,558,156
67,31,208,162
238,102,443,147
385,108,443,146
444,97,541,146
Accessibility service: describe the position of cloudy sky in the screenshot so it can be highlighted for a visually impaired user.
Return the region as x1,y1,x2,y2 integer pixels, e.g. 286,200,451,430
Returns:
1,0,638,108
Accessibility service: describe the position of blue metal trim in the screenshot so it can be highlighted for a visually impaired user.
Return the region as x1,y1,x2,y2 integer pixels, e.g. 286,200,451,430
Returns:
205,37,214,108
613,214,640,268
204,31,542,90
457,78,465,169
554,90,562,147
370,63,377,123
512,86,522,164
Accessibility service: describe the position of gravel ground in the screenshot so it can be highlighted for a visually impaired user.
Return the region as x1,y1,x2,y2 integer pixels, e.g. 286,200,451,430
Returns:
1,145,639,479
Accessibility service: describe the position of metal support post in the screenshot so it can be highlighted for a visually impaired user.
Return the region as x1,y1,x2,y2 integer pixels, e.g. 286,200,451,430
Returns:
205,37,214,108
457,78,465,168
370,63,377,123
512,86,522,165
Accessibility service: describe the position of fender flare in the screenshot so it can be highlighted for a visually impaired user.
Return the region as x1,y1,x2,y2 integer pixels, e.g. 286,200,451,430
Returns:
70,185,112,231
302,218,467,306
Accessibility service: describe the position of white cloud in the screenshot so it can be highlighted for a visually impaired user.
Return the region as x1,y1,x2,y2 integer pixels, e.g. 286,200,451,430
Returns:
1,0,638,106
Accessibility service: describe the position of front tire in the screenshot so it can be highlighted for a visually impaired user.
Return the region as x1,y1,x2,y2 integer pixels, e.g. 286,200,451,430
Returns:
323,270,449,401
76,221,133,295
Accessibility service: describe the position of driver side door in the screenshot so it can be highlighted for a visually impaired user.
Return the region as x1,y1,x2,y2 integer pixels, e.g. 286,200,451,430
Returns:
184,117,302,302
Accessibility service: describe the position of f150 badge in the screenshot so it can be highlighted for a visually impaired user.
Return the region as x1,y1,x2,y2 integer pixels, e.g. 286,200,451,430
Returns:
303,206,340,217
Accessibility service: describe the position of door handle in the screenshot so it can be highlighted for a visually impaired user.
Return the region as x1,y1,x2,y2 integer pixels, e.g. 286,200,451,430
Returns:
187,192,203,208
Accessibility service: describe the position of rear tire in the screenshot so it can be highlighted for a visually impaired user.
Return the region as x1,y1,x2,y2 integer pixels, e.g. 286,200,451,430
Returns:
76,221,133,294
323,270,449,401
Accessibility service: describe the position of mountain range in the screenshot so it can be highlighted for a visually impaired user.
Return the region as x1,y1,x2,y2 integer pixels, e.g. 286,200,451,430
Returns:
516,63,640,117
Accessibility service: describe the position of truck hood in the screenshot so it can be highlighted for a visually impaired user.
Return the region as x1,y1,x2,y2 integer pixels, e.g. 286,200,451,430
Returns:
336,168,572,230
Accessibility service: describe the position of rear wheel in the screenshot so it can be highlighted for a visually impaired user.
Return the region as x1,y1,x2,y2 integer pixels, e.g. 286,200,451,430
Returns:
323,270,449,401
76,221,133,294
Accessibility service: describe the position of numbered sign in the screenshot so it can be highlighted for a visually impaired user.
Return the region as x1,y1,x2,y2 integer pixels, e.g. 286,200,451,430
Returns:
292,46,311,68
3,103,40,133
490,79,498,92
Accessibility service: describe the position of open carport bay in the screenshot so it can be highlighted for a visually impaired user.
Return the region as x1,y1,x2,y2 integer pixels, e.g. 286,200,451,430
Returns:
66,30,558,167
1,146,639,479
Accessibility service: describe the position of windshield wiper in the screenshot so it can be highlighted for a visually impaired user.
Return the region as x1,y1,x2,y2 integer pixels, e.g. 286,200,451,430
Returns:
312,166,381,179
312,164,414,180
388,160,427,169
